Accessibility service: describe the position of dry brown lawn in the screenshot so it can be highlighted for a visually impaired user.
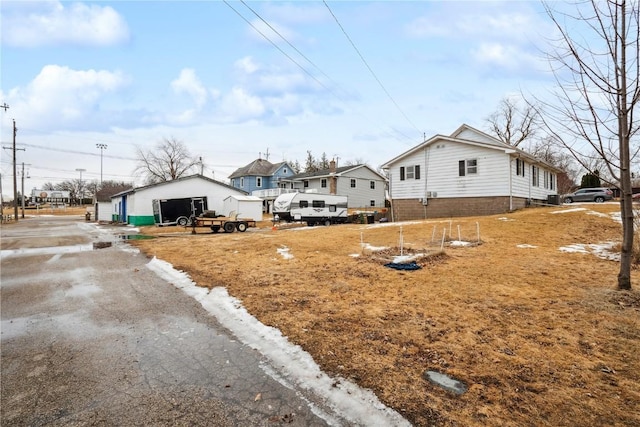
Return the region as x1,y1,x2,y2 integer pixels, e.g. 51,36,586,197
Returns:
131,204,640,427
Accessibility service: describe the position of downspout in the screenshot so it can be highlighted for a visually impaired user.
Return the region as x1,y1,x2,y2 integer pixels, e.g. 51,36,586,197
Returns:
387,170,394,222
423,147,429,219
509,155,513,211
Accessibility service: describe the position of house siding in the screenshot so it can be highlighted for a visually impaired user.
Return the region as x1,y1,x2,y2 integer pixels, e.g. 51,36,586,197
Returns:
389,142,510,200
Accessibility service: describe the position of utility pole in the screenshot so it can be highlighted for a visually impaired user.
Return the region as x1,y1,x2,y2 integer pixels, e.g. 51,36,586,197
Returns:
96,144,107,185
76,168,86,206
10,120,24,221
20,162,30,219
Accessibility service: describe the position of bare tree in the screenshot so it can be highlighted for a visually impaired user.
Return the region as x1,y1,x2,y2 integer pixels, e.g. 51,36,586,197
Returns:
135,137,200,184
486,97,539,147
538,0,639,290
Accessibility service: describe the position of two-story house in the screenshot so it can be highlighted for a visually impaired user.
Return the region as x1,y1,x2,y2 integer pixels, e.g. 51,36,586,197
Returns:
228,158,296,213
283,161,387,209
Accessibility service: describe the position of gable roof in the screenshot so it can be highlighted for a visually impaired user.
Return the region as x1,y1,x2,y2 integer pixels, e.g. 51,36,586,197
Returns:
228,159,291,179
381,123,561,172
110,174,246,198
287,164,386,181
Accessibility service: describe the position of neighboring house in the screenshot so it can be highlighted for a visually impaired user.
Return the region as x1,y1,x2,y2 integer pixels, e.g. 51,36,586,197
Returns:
110,175,247,225
283,161,387,209
228,158,296,212
381,124,561,221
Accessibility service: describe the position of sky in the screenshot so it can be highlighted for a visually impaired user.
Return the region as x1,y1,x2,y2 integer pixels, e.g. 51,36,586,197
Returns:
0,0,560,199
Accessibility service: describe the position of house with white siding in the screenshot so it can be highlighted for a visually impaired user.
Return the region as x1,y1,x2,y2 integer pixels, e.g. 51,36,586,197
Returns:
283,161,387,209
110,175,247,225
381,124,561,220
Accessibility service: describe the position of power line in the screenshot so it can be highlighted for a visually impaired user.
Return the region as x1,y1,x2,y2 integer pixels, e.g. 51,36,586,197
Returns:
226,1,418,145
322,0,422,136
223,0,336,96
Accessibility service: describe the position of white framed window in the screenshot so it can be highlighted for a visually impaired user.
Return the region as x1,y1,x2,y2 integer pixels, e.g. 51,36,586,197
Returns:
321,179,327,188
458,159,477,176
400,165,420,180
350,179,356,188
532,166,539,187
516,159,525,177
370,200,375,207
304,180,309,188
240,177,244,188
370,181,375,189
256,177,262,188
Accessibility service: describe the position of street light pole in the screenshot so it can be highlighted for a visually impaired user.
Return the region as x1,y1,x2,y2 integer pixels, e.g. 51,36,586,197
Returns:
76,168,86,206
96,144,107,185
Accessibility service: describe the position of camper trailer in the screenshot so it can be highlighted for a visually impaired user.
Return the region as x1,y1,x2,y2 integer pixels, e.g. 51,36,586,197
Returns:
273,193,348,226
152,197,207,226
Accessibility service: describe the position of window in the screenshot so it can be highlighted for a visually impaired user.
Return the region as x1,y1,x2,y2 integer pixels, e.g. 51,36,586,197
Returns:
231,179,235,187
329,205,337,212
351,179,356,188
283,168,288,174
256,177,262,188
312,200,325,208
321,179,327,188
370,181,375,189
459,159,477,176
550,174,555,190
304,180,309,188
370,200,375,207
400,165,420,181
299,200,309,208
516,159,525,177
240,177,244,188
532,166,539,187
544,171,549,189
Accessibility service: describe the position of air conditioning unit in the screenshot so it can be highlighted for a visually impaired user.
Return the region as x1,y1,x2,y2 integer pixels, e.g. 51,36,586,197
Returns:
425,192,438,198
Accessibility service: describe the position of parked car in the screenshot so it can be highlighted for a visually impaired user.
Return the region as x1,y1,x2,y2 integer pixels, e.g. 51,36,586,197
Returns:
562,187,613,203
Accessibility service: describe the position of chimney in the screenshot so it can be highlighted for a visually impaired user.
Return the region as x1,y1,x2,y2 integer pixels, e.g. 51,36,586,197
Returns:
329,159,337,195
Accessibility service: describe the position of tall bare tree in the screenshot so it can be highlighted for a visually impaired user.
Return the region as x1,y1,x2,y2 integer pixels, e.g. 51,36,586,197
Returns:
135,137,200,184
486,97,539,147
538,0,639,290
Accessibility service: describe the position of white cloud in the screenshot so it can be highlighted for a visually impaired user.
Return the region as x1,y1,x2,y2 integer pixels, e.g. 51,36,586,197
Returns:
1,1,130,47
219,87,266,122
171,69,209,108
471,42,541,73
234,57,261,75
4,65,129,127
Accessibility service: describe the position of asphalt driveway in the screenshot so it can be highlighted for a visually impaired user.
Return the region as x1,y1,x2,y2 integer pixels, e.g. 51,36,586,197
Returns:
1,216,340,426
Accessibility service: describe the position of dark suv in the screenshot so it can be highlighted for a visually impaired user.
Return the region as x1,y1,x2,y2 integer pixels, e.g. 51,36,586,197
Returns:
562,187,613,203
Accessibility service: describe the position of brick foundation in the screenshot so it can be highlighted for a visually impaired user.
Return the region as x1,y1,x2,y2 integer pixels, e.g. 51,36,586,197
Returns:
391,197,531,221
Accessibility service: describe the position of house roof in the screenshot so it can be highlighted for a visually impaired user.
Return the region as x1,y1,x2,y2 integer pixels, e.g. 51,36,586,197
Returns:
287,164,387,181
228,159,291,179
381,123,562,172
110,174,247,199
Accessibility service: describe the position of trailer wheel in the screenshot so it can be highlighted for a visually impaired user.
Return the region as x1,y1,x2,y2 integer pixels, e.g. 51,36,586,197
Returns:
211,225,221,233
324,219,331,226
236,222,248,232
224,222,236,233
176,216,189,226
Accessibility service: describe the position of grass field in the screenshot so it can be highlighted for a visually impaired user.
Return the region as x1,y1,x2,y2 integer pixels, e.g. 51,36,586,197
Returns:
125,204,639,425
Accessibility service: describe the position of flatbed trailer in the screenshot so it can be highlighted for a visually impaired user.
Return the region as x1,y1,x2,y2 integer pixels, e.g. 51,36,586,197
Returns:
190,216,257,233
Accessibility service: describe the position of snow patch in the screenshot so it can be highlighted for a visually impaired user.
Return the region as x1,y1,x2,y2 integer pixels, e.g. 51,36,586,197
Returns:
517,244,538,249
145,257,410,426
361,243,389,252
550,207,586,214
277,246,294,260
559,242,620,261
449,240,471,247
